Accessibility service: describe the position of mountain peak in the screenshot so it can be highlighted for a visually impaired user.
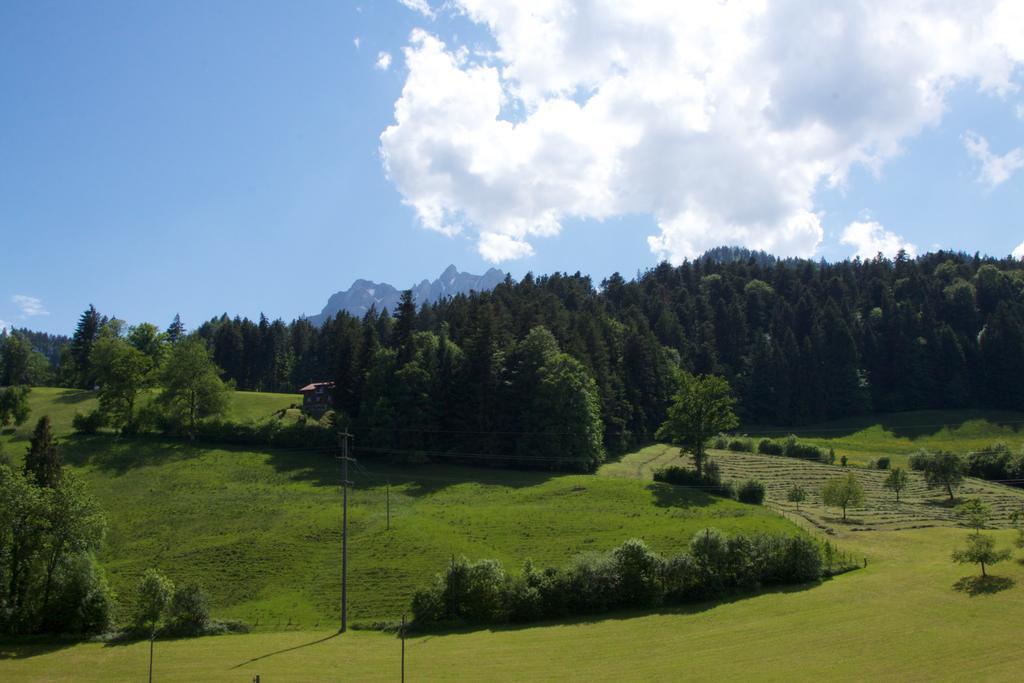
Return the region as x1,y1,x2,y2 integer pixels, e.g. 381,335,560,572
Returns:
307,265,507,325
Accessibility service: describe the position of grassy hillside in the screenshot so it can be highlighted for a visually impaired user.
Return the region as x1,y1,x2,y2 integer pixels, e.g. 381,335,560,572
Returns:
5,395,1024,680
0,387,297,447
743,410,1024,467
3,526,1022,682
48,437,795,628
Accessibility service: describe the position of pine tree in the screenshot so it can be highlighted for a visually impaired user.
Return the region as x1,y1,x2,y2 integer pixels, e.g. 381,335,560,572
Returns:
69,305,102,389
24,415,62,488
166,314,186,345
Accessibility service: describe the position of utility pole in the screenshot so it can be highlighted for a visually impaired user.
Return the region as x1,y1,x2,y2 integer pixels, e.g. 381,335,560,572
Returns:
338,431,355,633
387,481,391,531
401,613,407,683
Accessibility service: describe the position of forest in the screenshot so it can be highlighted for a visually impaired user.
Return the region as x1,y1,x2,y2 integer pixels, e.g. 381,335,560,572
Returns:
3,249,1024,470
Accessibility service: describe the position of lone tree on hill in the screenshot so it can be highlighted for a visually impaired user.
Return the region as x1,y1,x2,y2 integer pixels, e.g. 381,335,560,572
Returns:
952,534,1011,578
656,373,738,478
821,472,865,522
922,450,965,501
786,484,807,511
24,415,62,488
883,467,910,503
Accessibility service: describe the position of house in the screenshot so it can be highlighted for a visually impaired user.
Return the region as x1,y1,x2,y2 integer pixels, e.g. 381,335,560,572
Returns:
299,381,335,416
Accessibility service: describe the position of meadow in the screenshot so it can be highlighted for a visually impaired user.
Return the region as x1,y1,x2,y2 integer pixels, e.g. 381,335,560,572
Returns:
2,526,1022,682
3,390,797,628
743,409,1024,467
3,391,1024,681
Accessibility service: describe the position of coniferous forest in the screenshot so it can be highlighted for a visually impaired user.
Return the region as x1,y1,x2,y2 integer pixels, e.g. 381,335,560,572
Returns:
4,249,1024,471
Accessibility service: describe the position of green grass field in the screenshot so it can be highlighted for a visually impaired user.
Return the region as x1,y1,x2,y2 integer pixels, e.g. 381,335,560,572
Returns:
49,438,796,628
0,387,297,447
744,409,1024,467
4,393,1024,681
3,526,1022,682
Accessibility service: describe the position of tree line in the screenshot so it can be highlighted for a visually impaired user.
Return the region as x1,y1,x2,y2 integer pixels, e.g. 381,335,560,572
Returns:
3,249,1023,468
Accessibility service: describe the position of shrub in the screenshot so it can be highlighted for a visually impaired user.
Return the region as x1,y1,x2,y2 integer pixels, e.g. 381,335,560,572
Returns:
710,434,729,450
72,410,107,435
782,438,824,461
876,457,891,470
758,439,783,455
611,539,664,608
167,583,211,636
909,449,931,471
736,479,766,504
653,462,732,498
728,438,753,452
409,533,832,632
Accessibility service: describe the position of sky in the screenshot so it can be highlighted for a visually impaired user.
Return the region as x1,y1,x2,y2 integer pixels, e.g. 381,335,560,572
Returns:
2,0,1023,336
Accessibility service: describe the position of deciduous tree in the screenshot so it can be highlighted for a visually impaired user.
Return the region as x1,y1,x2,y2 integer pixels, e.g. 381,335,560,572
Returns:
656,373,738,478
821,472,864,521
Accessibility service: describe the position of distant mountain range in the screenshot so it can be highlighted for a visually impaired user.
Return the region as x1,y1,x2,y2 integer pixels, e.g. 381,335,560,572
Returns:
306,265,506,325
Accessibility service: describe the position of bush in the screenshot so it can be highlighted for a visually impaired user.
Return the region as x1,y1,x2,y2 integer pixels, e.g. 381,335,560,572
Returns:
710,434,729,450
736,479,766,504
167,583,211,636
72,410,107,435
728,438,753,452
758,439,783,455
909,449,931,471
782,437,824,461
876,457,890,470
409,533,832,632
610,539,664,608
653,463,732,498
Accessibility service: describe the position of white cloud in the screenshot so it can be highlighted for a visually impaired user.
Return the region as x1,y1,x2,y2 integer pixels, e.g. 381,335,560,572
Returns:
1013,240,1024,259
398,0,434,19
840,220,917,260
1017,104,1024,120
375,51,392,71
963,131,1024,187
0,319,9,333
381,1,1024,263
12,294,48,317
353,36,361,50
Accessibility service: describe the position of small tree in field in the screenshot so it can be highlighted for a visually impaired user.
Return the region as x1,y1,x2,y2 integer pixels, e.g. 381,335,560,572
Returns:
656,373,738,478
786,484,807,511
952,534,1011,578
821,472,864,521
136,569,174,682
883,467,909,503
956,498,991,533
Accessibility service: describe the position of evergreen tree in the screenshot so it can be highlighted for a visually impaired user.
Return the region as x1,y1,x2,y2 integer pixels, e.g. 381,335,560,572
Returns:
69,305,103,389
24,416,62,488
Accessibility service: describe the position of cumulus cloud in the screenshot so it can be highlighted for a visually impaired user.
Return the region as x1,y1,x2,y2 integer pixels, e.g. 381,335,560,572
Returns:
1013,240,1024,259
12,294,48,317
381,1,1024,263
398,0,434,18
353,37,360,50
1017,104,1024,120
963,131,1024,187
375,51,393,71
840,221,917,260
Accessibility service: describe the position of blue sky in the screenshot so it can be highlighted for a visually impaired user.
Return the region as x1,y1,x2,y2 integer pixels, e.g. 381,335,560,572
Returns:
1,1,1022,335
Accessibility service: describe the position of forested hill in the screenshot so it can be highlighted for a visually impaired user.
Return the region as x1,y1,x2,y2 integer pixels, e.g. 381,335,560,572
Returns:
6,249,1023,468
179,250,1023,458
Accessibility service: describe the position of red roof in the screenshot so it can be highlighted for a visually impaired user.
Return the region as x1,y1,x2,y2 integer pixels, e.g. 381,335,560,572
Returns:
299,382,335,393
